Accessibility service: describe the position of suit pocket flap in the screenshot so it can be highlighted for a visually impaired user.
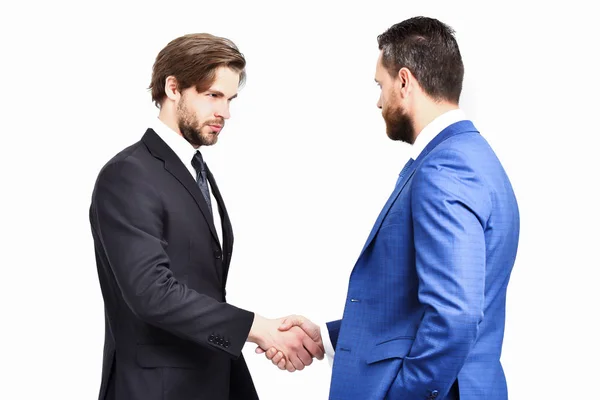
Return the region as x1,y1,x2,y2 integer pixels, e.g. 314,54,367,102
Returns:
136,345,198,369
366,337,414,365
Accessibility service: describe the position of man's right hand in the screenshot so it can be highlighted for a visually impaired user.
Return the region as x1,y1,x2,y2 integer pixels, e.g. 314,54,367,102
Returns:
254,314,324,371
248,314,324,372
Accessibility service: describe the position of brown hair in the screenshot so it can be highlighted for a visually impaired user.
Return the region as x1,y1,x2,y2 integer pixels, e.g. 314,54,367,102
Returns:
149,33,246,107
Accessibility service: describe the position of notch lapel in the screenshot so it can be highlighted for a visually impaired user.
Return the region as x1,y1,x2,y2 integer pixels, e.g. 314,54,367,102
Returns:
358,163,417,258
142,129,220,245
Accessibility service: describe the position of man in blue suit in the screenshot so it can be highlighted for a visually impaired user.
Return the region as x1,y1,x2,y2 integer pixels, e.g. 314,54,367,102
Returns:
262,16,519,399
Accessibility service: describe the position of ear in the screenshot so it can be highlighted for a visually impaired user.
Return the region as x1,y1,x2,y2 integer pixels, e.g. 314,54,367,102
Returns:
164,76,180,101
397,67,412,96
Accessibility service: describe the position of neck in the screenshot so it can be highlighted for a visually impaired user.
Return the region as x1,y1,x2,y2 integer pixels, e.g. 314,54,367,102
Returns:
158,106,183,138
411,99,459,142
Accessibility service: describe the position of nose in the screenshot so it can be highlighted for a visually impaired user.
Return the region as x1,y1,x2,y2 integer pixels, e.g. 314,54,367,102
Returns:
376,94,382,109
215,103,231,120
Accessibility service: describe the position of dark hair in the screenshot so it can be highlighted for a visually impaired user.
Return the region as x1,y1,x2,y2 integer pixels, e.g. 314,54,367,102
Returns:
377,16,464,103
149,33,246,107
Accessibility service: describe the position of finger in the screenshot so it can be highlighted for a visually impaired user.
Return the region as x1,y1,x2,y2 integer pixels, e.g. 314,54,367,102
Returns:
266,348,279,360
272,351,284,364
290,354,305,371
255,346,265,354
306,322,322,343
302,336,325,360
278,317,295,331
279,315,306,331
270,350,286,368
286,360,297,372
278,358,287,370
297,348,313,367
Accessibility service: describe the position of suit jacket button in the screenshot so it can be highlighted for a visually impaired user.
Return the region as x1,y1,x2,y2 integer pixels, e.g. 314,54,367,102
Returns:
214,250,222,259
209,335,215,342
224,340,230,348
431,390,439,398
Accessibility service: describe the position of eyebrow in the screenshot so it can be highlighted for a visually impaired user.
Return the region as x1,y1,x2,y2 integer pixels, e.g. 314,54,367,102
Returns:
210,90,238,101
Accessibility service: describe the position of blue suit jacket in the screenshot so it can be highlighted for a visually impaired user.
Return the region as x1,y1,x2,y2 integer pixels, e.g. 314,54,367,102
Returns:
327,121,519,400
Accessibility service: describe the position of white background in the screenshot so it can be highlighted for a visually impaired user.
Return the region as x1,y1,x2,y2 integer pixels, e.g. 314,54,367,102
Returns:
1,1,598,399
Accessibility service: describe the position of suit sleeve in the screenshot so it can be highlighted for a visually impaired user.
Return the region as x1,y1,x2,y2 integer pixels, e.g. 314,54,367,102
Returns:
390,149,492,398
326,319,342,351
90,158,254,358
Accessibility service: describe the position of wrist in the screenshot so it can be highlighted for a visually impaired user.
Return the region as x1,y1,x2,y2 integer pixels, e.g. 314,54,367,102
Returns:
248,313,265,344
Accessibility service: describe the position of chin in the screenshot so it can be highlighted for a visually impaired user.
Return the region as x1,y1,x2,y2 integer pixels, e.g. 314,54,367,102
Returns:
205,136,219,146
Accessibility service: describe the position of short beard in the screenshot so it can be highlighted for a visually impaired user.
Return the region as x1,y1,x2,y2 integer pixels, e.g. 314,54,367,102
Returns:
177,99,223,147
383,104,415,144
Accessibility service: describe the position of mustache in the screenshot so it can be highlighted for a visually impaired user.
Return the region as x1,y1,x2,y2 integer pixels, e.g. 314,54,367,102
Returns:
203,118,225,127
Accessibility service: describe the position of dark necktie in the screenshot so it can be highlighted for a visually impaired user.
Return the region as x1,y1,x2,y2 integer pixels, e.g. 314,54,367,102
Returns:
395,158,414,187
192,151,212,216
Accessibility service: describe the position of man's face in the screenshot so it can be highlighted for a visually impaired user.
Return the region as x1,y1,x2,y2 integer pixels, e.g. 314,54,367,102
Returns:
375,51,415,144
177,67,240,147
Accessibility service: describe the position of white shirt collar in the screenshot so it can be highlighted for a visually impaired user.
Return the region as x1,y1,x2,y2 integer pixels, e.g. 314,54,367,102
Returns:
410,108,467,159
149,117,198,179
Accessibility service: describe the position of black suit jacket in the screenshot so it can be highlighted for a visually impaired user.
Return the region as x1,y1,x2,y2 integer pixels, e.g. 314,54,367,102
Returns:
89,129,259,400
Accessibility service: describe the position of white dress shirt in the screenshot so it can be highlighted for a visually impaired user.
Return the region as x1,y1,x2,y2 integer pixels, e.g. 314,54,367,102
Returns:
321,108,468,367
409,108,466,159
149,117,223,248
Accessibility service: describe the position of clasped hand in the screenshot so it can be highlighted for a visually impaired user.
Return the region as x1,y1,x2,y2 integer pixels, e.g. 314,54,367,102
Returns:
251,314,323,372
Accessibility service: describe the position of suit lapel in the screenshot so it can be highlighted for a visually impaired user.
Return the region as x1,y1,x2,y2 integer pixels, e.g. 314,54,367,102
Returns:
358,120,479,258
142,129,220,245
358,164,417,257
206,167,234,284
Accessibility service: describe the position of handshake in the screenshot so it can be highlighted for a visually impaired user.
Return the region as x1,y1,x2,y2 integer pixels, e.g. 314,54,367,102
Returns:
248,314,324,372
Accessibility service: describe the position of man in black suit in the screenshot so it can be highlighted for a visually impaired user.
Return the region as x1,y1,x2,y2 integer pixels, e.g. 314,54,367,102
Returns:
89,33,323,400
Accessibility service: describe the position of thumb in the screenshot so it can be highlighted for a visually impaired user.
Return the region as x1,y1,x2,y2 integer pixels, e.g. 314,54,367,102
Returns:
278,315,301,331
255,346,265,354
